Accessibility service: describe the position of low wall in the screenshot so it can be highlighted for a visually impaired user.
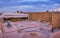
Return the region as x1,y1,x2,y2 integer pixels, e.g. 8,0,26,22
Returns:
29,12,52,22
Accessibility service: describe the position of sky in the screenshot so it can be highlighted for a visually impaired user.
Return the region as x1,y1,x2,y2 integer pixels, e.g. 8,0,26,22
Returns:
0,0,60,12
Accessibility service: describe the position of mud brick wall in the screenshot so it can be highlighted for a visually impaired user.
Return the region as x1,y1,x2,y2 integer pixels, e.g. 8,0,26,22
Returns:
29,12,52,22
52,12,60,28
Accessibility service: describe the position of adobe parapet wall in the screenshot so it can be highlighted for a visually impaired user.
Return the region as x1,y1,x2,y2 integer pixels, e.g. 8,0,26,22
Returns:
52,12,60,28
28,12,60,28
29,12,52,22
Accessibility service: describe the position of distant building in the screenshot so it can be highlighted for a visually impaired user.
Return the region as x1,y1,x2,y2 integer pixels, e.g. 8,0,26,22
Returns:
46,10,49,12
17,10,19,13
16,10,23,13
20,11,23,13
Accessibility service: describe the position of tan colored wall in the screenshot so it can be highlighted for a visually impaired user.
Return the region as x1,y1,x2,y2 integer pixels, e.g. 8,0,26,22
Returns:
29,12,60,28
29,12,52,22
52,13,60,28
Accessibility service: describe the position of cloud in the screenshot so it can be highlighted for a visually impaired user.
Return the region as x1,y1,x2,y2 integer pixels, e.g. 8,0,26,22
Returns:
11,0,49,2
49,8,60,12
53,8,60,12
0,5,33,12
2,0,36,3
39,0,49,2
0,5,47,12
1,0,50,3
53,4,60,6
1,4,59,12
0,0,60,12
41,4,46,6
51,4,60,9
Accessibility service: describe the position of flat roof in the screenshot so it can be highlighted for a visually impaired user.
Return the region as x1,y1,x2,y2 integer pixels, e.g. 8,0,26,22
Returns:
0,13,29,18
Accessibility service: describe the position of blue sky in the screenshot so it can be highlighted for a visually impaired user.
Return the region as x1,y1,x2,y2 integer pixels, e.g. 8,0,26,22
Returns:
0,0,60,12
